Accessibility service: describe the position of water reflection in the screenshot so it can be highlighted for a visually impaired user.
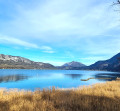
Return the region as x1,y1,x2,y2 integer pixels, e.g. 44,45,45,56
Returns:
0,74,29,83
0,69,120,90
94,73,120,81
64,74,82,79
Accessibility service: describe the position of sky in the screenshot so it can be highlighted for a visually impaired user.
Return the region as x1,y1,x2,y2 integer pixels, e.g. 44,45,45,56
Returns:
0,0,120,66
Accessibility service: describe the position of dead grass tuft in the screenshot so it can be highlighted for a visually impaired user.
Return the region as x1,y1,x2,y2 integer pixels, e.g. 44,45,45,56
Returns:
0,81,120,111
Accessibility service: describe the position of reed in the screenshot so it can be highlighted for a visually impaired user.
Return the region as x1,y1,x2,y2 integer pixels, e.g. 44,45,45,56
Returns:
81,77,112,81
0,81,120,111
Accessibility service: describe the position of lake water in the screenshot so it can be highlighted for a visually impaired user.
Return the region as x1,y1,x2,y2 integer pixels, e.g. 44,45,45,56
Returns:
0,69,120,91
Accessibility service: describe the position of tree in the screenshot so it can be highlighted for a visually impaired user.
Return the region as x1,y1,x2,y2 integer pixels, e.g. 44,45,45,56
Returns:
114,0,120,5
117,0,120,4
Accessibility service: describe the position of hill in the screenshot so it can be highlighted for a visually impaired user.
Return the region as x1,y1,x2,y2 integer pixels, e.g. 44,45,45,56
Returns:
0,54,55,69
58,61,86,70
88,53,120,71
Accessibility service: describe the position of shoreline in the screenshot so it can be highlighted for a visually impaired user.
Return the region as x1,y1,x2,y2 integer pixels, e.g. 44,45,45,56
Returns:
0,80,118,91
0,80,120,111
0,68,119,73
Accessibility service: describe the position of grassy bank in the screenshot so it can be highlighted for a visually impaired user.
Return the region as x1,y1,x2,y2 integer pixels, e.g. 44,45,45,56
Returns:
0,81,120,111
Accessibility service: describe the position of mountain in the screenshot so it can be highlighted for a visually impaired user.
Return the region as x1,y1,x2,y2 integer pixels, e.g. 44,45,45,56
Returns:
0,54,55,69
0,53,120,71
58,61,86,70
63,61,86,67
88,53,120,71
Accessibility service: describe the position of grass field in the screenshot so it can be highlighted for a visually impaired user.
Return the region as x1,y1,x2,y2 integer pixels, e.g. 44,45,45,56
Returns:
0,80,120,111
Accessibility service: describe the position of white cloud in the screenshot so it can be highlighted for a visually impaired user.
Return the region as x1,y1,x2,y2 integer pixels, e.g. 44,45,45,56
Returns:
0,34,54,53
42,61,65,66
0,35,39,48
42,50,55,53
84,36,120,55
0,0,120,60
1,0,118,40
79,56,108,61
40,46,52,50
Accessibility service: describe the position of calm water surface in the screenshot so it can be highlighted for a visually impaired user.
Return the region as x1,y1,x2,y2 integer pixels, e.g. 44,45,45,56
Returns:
0,69,120,91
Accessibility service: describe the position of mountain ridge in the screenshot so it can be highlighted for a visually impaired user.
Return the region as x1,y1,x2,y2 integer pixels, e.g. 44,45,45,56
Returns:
58,61,86,70
0,54,55,69
63,61,86,67
0,53,120,72
87,53,120,71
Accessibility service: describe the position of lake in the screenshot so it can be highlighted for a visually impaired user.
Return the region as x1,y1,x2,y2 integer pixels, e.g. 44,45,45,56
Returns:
0,69,120,91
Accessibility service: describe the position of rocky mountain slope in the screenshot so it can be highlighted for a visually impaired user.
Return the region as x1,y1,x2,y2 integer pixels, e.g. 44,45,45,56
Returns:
0,53,120,71
88,53,120,71
0,54,55,69
58,61,86,70
58,53,120,71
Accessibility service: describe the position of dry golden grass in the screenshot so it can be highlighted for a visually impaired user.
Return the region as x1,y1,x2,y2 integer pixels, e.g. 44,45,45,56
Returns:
0,81,120,111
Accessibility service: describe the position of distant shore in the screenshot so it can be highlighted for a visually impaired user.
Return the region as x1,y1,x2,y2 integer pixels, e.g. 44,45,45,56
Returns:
0,68,115,72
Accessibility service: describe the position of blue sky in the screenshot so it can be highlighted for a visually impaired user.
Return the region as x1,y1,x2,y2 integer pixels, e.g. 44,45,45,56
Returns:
0,0,120,66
